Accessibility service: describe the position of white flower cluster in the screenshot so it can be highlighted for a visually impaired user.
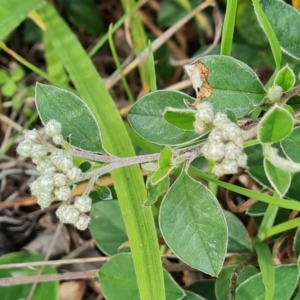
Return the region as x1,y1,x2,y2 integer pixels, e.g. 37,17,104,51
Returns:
16,120,91,230
194,102,248,177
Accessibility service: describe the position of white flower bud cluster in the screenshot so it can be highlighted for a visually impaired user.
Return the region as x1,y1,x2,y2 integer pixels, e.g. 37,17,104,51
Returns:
56,197,91,230
194,102,248,177
17,120,91,230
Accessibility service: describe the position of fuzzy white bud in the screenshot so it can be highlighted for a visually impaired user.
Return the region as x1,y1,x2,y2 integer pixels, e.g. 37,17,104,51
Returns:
208,128,224,143
74,214,90,231
267,85,283,103
56,204,80,224
195,102,214,124
222,123,241,142
45,120,62,137
30,178,42,196
224,142,243,160
24,129,41,143
74,196,92,213
221,158,238,174
39,175,54,192
36,157,57,175
57,155,74,173
37,195,53,209
52,134,64,145
213,113,230,129
36,190,54,209
54,185,72,201
193,120,207,135
203,142,225,161
31,144,48,159
66,166,82,181
53,173,67,187
50,150,64,166
237,153,248,168
16,140,34,157
212,163,225,177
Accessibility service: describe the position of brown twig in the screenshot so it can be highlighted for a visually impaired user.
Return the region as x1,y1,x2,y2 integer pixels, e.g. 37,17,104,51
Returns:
0,270,98,287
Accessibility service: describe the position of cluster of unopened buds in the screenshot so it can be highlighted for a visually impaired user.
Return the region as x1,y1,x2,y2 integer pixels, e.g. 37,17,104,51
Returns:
16,120,91,230
194,102,248,177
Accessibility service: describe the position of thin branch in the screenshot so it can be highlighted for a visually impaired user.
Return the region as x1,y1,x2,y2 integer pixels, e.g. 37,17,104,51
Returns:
0,270,98,287
280,84,300,105
0,257,108,270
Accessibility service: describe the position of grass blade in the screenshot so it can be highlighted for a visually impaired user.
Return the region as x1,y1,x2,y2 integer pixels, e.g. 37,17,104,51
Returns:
37,4,165,299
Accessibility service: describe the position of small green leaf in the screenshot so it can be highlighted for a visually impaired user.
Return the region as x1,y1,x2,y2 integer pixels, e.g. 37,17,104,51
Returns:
128,90,198,145
90,200,127,255
99,253,185,300
294,227,300,257
11,66,25,82
0,252,58,300
35,83,104,152
151,167,172,185
163,108,196,130
159,171,228,276
2,79,16,97
274,65,295,91
144,175,169,206
183,290,206,300
215,265,259,300
62,0,104,36
258,105,293,143
185,280,216,300
236,0,268,47
261,0,300,60
254,241,275,300
200,55,266,117
264,158,291,197
159,146,173,168
236,265,298,300
281,127,300,163
151,147,174,185
95,185,113,201
0,70,9,84
224,210,252,253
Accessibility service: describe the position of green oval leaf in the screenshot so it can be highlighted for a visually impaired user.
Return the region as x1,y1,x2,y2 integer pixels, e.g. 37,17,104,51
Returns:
281,127,300,163
224,210,252,253
274,65,295,91
293,227,300,257
163,108,196,130
200,55,266,117
35,83,104,152
128,90,198,145
215,265,259,300
63,0,104,36
236,265,298,300
99,253,185,300
261,0,300,60
264,158,291,197
0,252,58,300
90,200,127,255
159,172,228,276
185,280,216,300
258,105,293,143
184,290,206,300
236,0,268,47
144,175,169,206
0,0,43,42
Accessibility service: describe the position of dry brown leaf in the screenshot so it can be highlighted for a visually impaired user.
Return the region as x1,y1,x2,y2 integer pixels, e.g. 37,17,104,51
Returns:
59,281,86,300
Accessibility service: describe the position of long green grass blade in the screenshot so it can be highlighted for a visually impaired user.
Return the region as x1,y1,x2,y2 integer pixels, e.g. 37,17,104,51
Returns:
253,239,275,300
0,0,43,42
38,4,165,300
120,0,150,92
